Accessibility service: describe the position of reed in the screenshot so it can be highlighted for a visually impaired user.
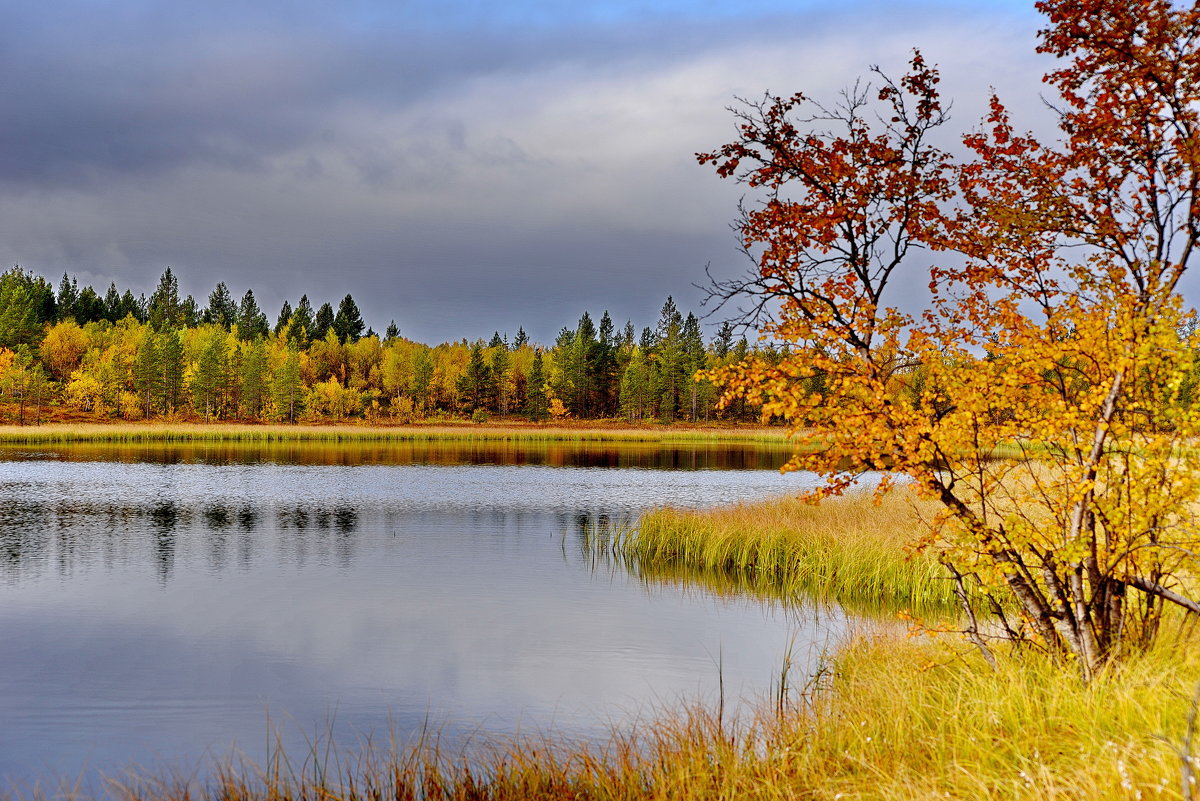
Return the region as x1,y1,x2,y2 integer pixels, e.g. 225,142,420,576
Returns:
620,490,960,614
24,630,1196,801
0,421,792,446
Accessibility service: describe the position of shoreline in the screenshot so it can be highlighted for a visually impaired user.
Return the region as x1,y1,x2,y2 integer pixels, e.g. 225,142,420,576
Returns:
0,421,794,445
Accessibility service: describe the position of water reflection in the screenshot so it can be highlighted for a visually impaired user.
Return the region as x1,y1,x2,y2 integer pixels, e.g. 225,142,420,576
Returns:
0,454,830,789
0,439,792,470
0,498,367,584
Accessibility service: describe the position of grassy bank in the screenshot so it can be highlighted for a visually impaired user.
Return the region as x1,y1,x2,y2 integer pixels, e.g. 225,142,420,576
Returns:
0,421,791,445
618,490,959,614
70,632,1199,801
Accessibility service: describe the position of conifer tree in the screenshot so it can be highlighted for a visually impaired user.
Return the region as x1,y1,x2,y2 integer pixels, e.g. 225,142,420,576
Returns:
239,339,269,419
313,302,334,341
237,289,269,340
103,283,123,322
133,332,161,418
205,282,236,328
293,295,315,343
526,350,548,421
56,274,78,323
275,300,293,336
333,294,365,343
148,267,182,330
273,344,304,423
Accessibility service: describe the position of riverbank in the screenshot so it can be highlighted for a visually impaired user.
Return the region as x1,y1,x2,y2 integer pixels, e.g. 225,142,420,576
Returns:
0,420,792,445
88,630,1198,801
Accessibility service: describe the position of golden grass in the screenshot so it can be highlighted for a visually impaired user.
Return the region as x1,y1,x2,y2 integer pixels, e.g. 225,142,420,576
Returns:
41,630,1198,801
0,421,791,445
618,489,959,615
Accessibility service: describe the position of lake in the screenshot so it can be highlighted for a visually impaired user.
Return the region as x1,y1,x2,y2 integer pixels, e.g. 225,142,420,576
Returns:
0,441,848,789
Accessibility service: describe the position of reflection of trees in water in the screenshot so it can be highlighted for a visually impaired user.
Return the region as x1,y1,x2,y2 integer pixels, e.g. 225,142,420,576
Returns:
13,442,792,470
149,502,177,583
0,500,365,583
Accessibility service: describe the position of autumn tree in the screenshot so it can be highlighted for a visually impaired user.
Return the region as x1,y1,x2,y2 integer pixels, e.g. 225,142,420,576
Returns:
701,1,1200,675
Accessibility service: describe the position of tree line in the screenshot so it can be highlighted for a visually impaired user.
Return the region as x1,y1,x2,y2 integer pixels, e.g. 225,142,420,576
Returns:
0,266,781,425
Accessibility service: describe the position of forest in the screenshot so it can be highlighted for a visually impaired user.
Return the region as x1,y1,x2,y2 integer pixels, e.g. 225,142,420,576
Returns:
0,265,782,425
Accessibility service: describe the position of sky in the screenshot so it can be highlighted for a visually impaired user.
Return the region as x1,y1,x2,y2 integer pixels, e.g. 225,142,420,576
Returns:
0,0,1050,345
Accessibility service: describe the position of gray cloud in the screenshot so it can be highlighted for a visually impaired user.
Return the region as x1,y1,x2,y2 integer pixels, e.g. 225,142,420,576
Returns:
0,1,1051,343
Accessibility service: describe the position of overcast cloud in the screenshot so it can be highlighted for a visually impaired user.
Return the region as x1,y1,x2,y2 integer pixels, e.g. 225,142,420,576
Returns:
0,0,1049,343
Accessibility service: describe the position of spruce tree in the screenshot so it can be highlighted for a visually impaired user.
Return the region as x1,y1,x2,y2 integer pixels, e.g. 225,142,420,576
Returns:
526,350,548,421
133,332,161,418
237,289,269,340
333,294,364,343
313,302,334,341
57,274,78,323
148,267,182,330
275,300,293,336
293,295,315,342
103,283,123,322
205,282,237,328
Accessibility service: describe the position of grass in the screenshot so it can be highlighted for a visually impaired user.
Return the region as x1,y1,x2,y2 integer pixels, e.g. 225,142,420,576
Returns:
612,489,960,615
0,421,792,445
27,630,1198,801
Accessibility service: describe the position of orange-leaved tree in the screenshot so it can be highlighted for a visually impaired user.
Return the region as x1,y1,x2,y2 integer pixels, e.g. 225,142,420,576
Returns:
700,0,1200,676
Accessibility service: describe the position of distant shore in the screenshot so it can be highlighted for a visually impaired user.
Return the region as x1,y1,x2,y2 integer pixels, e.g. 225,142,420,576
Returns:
0,420,794,445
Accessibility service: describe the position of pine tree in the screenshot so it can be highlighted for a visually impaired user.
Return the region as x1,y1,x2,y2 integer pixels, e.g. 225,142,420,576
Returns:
385,320,399,341
457,343,494,412
239,339,269,419
103,283,123,322
76,286,105,324
133,332,162,418
491,345,511,415
314,302,334,341
148,267,182,330
205,282,237,328
237,289,269,340
293,295,315,343
191,329,228,421
682,313,706,421
513,327,529,348
273,344,304,423
333,294,365,343
526,350,548,421
275,300,293,336
0,269,49,348
713,321,734,359
159,328,185,412
57,274,78,323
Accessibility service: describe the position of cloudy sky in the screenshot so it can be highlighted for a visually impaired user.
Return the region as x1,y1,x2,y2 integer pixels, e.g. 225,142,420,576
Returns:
0,0,1047,344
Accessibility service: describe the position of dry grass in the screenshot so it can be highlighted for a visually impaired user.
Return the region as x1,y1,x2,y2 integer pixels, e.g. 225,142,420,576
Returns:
16,629,1197,801
618,489,959,615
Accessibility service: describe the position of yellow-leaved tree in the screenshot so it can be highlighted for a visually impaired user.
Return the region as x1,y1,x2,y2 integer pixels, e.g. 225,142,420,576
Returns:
700,0,1200,675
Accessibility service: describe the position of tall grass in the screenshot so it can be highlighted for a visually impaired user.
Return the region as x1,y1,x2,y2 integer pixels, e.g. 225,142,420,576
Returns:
0,421,791,445
618,490,960,615
23,631,1197,801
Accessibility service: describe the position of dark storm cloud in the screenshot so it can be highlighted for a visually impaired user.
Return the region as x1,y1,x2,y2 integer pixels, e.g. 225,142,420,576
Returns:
0,0,756,189
0,0,1047,343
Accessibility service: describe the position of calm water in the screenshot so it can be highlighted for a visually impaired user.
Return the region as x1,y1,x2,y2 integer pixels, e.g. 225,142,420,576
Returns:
0,443,845,788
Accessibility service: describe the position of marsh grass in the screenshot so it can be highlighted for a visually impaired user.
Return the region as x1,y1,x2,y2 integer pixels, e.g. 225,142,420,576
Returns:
14,631,1197,801
0,422,792,445
614,490,960,615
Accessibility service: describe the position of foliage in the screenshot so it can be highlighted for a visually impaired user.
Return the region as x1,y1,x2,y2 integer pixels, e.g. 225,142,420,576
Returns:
700,1,1200,673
